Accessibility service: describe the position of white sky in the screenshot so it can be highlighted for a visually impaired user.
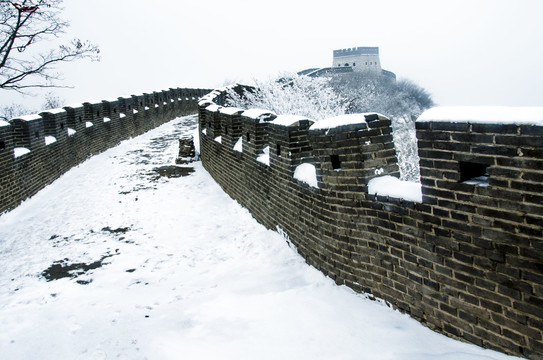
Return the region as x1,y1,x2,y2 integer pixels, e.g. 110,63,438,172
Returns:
3,0,543,109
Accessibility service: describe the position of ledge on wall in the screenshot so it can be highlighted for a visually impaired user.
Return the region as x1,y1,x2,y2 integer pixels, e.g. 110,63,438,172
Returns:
418,106,543,124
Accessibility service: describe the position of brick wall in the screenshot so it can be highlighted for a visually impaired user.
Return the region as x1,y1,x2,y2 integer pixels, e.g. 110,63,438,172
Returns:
199,89,543,359
0,87,210,214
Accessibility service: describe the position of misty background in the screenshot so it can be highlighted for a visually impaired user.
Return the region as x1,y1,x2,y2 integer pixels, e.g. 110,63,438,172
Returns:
2,0,543,110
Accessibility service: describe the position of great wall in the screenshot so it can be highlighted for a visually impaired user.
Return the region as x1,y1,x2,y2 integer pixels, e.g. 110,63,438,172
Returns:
198,87,543,359
0,84,541,359
0,88,209,213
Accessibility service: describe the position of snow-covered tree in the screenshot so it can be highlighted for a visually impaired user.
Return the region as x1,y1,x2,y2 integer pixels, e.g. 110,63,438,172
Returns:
42,91,63,109
225,74,345,121
329,72,433,121
0,101,29,120
224,72,434,182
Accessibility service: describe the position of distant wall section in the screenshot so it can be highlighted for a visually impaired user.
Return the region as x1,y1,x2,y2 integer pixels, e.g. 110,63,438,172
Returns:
0,87,209,213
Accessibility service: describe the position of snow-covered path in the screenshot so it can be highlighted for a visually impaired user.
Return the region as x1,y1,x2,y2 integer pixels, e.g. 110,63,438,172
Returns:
0,115,519,360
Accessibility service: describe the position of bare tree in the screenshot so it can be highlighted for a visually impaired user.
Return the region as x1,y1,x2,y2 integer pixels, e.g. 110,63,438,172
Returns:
42,90,63,109
0,0,99,92
0,101,30,120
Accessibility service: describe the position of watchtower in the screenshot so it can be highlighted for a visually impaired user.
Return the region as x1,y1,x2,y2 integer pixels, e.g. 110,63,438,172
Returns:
332,46,381,72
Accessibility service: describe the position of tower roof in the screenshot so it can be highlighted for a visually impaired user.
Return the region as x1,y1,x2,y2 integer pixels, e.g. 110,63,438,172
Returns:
333,47,379,57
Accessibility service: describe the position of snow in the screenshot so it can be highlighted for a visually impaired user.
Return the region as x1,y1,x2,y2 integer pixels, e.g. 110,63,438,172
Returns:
133,109,139,114
45,136,57,145
368,175,422,203
68,128,77,136
214,135,222,144
256,145,270,165
242,108,277,120
463,176,489,187
233,137,243,152
0,120,10,127
219,107,244,115
198,89,222,107
310,113,388,130
103,117,111,122
201,128,207,135
0,115,520,360
205,104,222,112
13,147,30,158
198,99,214,107
120,113,126,118
16,113,42,121
85,121,93,128
270,114,314,127
43,107,66,114
293,163,318,188
417,106,543,125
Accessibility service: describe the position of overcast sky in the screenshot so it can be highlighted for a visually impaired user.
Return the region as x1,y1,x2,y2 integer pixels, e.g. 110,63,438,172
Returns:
3,0,543,110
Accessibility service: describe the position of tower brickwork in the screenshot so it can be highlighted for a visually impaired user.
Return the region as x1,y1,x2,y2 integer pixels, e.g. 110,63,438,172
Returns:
332,47,382,72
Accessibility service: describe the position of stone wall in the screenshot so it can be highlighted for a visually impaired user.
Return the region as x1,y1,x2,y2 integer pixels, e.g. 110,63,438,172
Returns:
199,89,543,359
0,87,209,214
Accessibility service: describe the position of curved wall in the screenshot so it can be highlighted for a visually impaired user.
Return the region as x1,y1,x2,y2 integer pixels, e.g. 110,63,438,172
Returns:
0,87,210,213
199,89,543,359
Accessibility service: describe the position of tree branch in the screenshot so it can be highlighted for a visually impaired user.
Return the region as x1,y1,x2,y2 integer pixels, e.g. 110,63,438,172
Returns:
0,0,100,91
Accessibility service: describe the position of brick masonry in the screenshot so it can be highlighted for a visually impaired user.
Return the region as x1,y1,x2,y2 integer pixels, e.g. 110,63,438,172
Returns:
199,89,543,359
0,87,210,214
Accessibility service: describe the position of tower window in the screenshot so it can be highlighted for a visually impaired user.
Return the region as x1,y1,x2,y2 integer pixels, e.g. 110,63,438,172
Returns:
459,161,489,186
330,155,341,170
353,62,356,66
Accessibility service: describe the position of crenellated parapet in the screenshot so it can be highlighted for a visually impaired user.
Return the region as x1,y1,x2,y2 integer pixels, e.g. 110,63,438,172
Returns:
0,87,210,213
199,88,543,359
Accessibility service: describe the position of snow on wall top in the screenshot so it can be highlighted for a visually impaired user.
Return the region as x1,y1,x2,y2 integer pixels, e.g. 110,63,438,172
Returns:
0,120,10,127
242,109,277,120
270,115,314,127
310,113,388,130
63,103,84,108
417,106,543,125
198,90,222,106
42,107,67,114
205,104,222,112
219,107,245,115
368,175,422,203
16,114,42,121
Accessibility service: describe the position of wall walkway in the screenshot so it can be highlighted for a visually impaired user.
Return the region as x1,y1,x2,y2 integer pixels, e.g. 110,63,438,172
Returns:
0,88,209,213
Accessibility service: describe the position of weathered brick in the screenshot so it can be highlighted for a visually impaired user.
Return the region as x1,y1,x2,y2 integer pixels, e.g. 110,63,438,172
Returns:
194,92,543,359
